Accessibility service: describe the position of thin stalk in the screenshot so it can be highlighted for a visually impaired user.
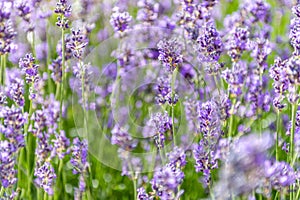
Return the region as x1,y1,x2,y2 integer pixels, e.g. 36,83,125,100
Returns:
0,55,2,85
60,16,66,129
46,20,54,94
0,187,4,197
31,31,36,58
0,54,6,85
44,191,47,200
290,103,297,164
133,177,137,200
24,85,34,200
228,98,236,138
276,110,280,160
274,191,279,200
171,68,177,146
296,185,300,200
55,159,64,199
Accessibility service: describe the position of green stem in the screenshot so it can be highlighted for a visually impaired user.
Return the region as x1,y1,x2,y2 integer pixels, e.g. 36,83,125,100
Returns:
25,86,34,200
60,16,66,130
228,98,236,138
276,110,280,161
0,187,4,197
171,68,177,146
0,54,6,85
290,103,297,164
46,20,54,94
296,185,300,200
44,191,47,200
133,177,137,200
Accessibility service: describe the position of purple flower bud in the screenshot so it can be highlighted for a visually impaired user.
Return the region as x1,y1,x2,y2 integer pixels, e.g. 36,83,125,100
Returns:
19,53,39,83
151,163,184,200
66,29,88,59
34,162,56,195
110,7,132,35
70,137,89,174
137,187,149,200
197,23,223,62
157,38,183,72
0,140,17,188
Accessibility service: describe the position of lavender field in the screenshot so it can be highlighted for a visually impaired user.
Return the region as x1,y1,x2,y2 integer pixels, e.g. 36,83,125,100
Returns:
0,0,300,199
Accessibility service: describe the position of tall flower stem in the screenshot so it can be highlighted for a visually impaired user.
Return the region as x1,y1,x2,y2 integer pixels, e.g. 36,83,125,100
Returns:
171,68,178,146
228,98,236,138
0,54,6,85
290,102,297,164
133,177,137,200
24,83,34,200
46,20,54,94
60,16,66,129
276,110,281,161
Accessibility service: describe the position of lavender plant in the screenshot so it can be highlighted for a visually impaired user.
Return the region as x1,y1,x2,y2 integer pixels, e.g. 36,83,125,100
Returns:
0,0,299,200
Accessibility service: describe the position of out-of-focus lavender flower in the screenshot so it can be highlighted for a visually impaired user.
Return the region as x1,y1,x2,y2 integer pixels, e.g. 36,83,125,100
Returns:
155,75,178,105
118,149,143,178
35,131,53,165
74,174,86,199
56,34,73,60
184,98,200,134
66,29,88,59
193,140,218,186
149,112,172,148
55,0,71,29
0,2,15,55
0,140,17,188
167,146,186,168
111,125,137,150
242,0,271,24
199,100,221,138
213,92,231,121
263,160,296,195
245,73,271,116
197,23,223,62
151,163,184,200
0,106,27,150
251,39,272,72
70,137,89,175
49,57,62,83
19,53,39,83
290,4,300,56
157,38,183,72
225,27,250,61
7,78,25,107
285,56,300,85
51,130,70,159
110,7,132,36
0,19,16,55
270,57,289,94
31,94,60,136
137,187,149,200
34,162,56,195
15,0,32,23
0,90,7,106
222,61,247,97
193,99,222,186
214,133,273,198
137,0,159,24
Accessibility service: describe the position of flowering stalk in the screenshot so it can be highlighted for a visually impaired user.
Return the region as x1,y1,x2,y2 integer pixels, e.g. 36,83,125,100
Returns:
276,110,281,161
290,100,298,164
60,22,65,128
0,55,6,85
171,68,177,146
